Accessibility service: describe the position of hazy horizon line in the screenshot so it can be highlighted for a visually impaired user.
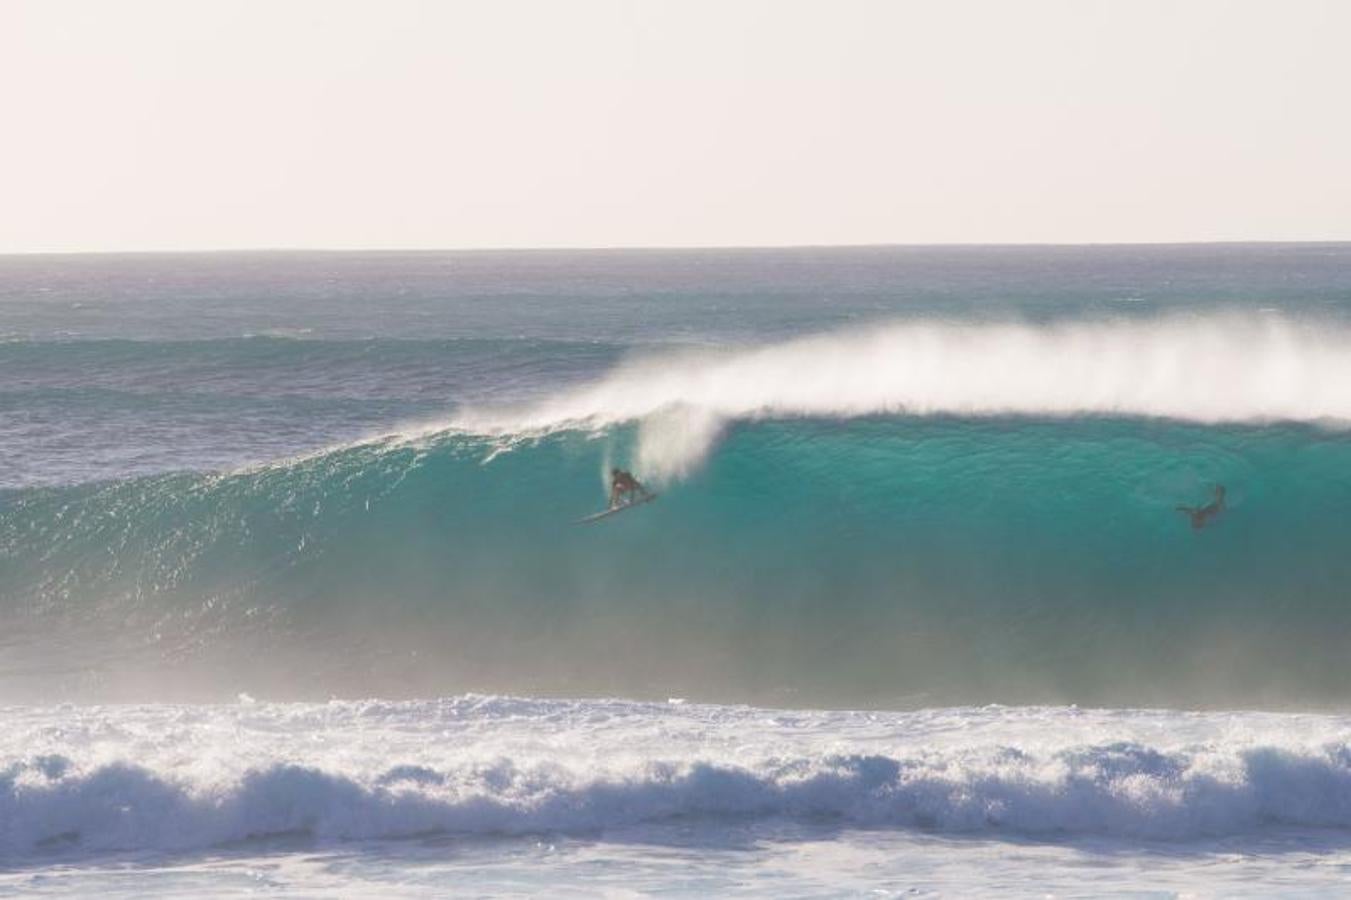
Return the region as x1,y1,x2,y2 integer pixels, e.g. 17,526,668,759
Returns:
5,238,1351,259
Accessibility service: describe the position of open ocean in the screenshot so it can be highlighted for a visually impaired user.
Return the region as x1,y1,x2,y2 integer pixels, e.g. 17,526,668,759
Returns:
4,244,1351,895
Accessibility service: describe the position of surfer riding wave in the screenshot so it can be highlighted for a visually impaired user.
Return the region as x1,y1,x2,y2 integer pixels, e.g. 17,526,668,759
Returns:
610,468,654,509
1177,485,1226,530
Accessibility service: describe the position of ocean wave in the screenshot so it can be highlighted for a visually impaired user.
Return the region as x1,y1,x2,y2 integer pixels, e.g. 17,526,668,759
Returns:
6,699,1351,858
7,314,1351,708
6,413,1351,706
452,313,1351,479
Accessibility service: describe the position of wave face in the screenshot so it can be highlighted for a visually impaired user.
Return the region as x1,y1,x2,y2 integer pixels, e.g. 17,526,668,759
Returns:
6,403,1351,707
6,697,1351,860
5,246,1351,709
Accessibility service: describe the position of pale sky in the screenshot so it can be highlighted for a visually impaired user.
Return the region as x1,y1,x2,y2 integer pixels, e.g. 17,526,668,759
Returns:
3,0,1349,252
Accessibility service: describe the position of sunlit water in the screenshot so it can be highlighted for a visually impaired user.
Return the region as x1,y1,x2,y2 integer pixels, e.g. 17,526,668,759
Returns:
5,245,1351,893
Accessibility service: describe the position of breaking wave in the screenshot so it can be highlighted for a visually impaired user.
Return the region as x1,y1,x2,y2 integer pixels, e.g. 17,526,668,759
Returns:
453,313,1351,479
6,698,1351,859
6,313,1351,706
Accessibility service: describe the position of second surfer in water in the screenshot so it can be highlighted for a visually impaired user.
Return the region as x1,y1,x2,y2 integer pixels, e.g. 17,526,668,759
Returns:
610,468,652,508
1177,485,1226,530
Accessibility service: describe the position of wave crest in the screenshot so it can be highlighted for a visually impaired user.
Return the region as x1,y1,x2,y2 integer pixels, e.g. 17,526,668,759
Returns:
454,313,1351,480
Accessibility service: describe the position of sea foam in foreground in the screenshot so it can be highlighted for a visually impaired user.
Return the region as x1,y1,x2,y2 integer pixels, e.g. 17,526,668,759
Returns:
6,697,1351,895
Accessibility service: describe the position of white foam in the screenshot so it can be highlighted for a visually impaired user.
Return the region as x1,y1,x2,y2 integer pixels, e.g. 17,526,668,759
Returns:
6,697,1351,858
451,314,1351,480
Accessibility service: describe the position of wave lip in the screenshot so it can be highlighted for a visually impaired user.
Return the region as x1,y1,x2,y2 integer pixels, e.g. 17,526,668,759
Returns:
7,700,1351,858
451,313,1351,479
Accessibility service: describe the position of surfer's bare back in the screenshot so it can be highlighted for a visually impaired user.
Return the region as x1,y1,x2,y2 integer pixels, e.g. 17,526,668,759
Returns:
609,468,652,508
1177,485,1226,530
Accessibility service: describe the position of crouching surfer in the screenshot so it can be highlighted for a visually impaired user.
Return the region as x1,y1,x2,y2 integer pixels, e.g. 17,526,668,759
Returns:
1177,485,1225,530
609,468,653,509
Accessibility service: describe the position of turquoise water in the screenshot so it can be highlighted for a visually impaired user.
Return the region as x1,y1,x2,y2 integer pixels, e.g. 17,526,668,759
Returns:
6,246,1351,891
3,245,1351,706
6,417,1351,707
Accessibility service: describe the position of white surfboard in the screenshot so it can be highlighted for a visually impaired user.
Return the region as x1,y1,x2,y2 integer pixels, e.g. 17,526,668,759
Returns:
575,493,658,524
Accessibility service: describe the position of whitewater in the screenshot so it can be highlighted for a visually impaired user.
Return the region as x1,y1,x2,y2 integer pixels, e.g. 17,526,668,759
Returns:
4,245,1351,894
7,696,1351,895
453,313,1351,481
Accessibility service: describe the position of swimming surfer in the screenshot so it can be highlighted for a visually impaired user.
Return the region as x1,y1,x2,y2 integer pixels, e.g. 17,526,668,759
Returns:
1176,485,1226,530
609,468,652,508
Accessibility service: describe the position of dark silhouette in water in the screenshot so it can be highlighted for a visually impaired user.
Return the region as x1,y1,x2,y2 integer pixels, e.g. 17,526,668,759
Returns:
1177,485,1226,530
609,468,653,509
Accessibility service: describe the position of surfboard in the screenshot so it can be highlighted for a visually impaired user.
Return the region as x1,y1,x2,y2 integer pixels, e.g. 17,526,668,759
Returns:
575,493,658,524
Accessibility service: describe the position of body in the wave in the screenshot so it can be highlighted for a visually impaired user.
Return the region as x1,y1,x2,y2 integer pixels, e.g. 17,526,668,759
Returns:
609,468,653,509
1177,484,1226,530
